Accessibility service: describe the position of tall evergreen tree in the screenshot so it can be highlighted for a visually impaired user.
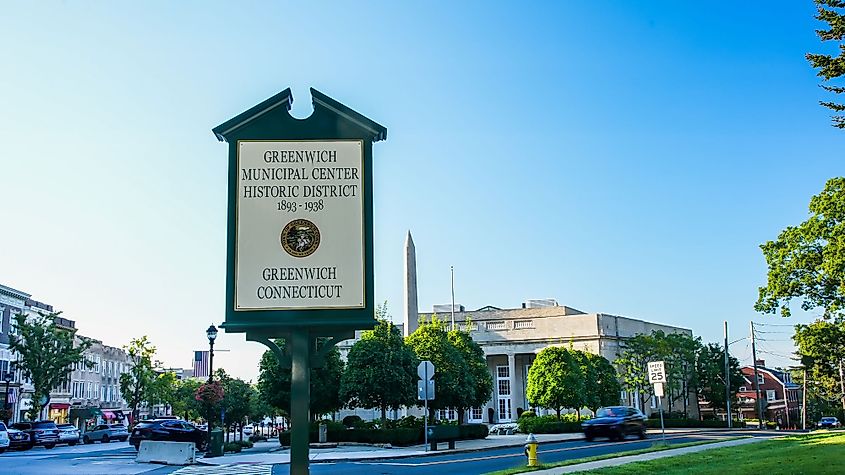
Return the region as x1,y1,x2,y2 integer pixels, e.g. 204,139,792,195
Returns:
807,0,845,128
9,311,90,420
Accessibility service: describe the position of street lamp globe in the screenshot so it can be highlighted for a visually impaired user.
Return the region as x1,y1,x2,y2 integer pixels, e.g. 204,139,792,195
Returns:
206,324,218,343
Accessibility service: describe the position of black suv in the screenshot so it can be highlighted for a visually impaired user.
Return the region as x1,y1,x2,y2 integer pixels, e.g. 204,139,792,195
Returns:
581,406,647,441
129,419,206,451
11,420,60,449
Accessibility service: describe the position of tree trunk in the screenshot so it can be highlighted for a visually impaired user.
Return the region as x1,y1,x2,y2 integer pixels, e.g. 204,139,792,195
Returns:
457,407,465,425
576,409,581,421
381,406,387,426
556,408,561,420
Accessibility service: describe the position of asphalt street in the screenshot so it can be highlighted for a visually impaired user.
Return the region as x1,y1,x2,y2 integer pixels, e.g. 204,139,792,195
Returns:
280,430,787,475
0,429,790,475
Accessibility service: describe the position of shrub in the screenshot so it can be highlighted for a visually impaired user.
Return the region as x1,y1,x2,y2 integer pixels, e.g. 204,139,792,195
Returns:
518,410,536,419
223,442,242,453
235,440,254,448
518,415,582,434
342,415,363,428
644,418,733,429
458,423,489,439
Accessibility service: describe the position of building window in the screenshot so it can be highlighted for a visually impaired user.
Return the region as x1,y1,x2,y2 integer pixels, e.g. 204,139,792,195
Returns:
766,390,776,402
470,407,483,421
486,321,506,331
497,366,509,379
496,365,512,421
513,320,534,329
757,374,765,385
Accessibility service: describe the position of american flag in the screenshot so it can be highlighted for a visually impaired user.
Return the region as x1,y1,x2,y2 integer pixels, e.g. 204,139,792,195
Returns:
7,387,16,404
193,351,209,379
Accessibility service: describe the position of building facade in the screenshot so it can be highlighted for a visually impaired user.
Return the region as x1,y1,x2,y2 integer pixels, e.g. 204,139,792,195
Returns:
736,362,801,428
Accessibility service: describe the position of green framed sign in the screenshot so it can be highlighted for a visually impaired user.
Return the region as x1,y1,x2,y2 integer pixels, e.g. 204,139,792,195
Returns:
213,88,386,334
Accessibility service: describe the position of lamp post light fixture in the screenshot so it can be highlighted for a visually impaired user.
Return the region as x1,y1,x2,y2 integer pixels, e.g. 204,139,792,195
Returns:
205,324,218,454
206,325,218,383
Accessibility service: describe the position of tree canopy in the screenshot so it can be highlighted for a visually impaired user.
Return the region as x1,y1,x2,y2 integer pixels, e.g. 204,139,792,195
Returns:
448,325,493,423
807,0,845,128
793,320,845,410
119,336,157,421
257,338,344,419
526,346,584,419
340,314,419,422
695,343,745,414
9,311,90,420
405,316,469,416
756,178,845,320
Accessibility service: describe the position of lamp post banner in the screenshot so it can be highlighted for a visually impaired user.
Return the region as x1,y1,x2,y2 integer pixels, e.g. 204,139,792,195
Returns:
235,140,365,310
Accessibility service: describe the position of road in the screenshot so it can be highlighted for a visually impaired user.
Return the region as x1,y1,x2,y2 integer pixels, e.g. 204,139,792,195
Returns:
280,429,787,475
0,429,789,475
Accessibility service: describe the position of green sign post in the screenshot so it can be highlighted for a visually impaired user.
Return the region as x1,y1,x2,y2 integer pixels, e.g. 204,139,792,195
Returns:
213,88,386,475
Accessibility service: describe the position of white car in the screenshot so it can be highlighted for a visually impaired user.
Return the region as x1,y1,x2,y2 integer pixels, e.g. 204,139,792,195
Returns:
0,422,10,453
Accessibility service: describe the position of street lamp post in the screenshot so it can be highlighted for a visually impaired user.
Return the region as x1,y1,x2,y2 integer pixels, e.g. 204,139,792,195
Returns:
206,324,218,453
3,371,12,424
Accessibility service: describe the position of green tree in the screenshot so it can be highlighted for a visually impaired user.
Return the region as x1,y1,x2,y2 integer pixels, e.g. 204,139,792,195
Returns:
119,336,157,422
664,332,702,418
218,373,254,442
807,0,845,128
9,311,90,420
615,333,659,410
340,312,418,423
257,338,344,420
145,371,178,417
585,353,622,414
526,346,584,419
172,378,203,421
448,323,493,424
695,343,745,417
406,316,469,419
793,320,845,410
756,178,845,320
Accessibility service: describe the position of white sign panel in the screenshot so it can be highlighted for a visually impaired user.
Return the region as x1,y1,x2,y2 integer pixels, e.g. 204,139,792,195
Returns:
653,382,664,398
648,361,666,384
235,140,365,310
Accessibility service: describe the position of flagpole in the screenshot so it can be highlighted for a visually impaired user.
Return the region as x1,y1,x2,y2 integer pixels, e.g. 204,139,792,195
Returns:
450,266,455,331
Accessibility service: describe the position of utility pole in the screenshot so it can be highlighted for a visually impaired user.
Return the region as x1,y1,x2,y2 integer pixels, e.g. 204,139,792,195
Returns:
751,321,765,429
839,359,845,411
724,321,732,428
802,365,808,431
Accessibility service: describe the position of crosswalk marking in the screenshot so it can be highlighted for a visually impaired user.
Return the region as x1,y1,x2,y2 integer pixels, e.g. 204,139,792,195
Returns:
173,463,274,475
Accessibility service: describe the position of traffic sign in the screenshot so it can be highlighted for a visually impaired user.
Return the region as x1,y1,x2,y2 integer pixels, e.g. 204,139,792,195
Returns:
418,360,435,380
653,382,664,398
648,361,666,384
417,380,435,400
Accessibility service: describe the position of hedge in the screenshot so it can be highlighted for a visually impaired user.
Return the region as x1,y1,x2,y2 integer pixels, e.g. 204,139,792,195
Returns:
645,419,733,429
278,423,488,446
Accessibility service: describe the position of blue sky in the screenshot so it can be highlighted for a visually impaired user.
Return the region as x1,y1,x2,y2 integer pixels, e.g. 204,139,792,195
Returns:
1,1,841,380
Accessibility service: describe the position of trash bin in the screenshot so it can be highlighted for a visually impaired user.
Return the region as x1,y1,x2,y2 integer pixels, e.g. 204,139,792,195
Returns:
208,429,224,457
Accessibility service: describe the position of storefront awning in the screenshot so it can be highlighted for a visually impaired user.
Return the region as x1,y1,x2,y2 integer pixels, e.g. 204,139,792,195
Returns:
102,410,115,419
50,403,70,410
69,407,103,420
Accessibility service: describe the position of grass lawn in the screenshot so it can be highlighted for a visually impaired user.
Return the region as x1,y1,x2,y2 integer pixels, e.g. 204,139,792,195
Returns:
582,431,845,475
484,438,745,475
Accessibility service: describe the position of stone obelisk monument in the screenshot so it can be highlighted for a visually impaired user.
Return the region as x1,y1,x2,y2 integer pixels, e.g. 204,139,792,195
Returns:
403,231,419,337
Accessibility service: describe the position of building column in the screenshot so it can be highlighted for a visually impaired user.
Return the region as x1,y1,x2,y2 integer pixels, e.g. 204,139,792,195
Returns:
508,353,517,422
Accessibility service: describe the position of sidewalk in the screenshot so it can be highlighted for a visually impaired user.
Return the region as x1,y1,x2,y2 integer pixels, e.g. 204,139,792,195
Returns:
529,436,768,474
197,428,718,466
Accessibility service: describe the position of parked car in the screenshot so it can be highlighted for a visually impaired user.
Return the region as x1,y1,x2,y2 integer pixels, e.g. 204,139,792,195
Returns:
0,422,10,453
817,417,841,429
129,419,206,451
581,406,647,441
7,428,31,451
83,424,129,444
11,421,60,449
56,424,81,446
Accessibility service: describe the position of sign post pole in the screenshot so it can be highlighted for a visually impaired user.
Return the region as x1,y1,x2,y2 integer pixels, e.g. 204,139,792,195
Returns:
424,365,429,452
290,330,311,475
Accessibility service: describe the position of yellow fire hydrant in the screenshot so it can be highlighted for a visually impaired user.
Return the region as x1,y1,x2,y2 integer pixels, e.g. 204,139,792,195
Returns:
524,433,539,467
